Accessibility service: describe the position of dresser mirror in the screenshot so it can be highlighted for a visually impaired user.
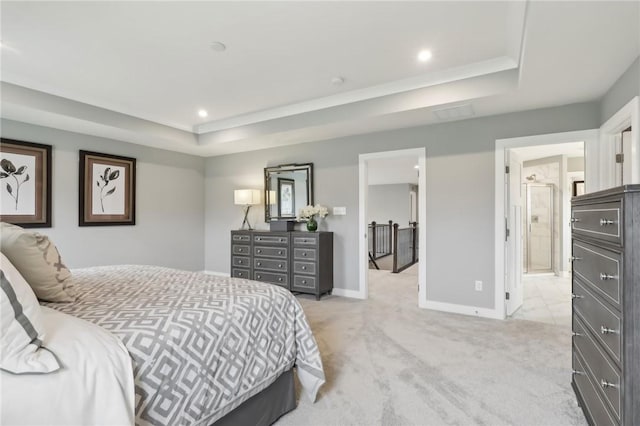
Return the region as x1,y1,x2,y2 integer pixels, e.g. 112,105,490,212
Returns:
264,163,313,222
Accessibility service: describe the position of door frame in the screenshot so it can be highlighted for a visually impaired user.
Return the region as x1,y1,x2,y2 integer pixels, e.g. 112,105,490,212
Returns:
494,129,598,320
599,96,639,189
358,147,427,304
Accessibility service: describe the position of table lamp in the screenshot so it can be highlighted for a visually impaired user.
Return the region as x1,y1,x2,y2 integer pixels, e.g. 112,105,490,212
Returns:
234,189,261,230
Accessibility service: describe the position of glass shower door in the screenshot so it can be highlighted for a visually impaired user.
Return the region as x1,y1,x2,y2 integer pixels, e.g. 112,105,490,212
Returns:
526,184,553,273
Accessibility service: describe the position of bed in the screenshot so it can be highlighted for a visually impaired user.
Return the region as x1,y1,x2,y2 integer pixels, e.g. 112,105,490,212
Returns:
2,265,325,425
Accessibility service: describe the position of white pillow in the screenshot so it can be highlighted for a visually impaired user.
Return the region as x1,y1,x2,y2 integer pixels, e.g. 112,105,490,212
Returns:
0,253,60,374
0,222,76,302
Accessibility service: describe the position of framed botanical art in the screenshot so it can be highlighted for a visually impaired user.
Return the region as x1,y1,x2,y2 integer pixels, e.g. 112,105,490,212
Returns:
277,178,295,217
0,138,52,228
79,150,136,226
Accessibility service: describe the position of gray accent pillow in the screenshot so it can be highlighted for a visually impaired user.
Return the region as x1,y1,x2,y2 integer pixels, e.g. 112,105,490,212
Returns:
0,223,76,302
0,253,60,374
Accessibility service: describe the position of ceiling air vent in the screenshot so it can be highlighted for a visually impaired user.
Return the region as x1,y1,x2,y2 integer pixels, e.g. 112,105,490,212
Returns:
432,104,475,121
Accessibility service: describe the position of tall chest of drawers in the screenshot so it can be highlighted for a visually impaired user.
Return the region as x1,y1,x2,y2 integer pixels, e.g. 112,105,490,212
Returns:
571,185,640,426
230,230,333,300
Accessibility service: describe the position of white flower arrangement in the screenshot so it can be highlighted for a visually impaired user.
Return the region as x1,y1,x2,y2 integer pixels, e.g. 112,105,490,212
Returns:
297,204,329,221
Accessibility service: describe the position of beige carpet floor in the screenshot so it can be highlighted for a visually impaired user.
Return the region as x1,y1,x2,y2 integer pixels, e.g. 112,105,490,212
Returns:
276,265,586,426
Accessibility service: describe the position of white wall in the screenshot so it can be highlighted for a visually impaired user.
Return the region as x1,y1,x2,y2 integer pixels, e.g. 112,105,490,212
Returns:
204,101,600,310
1,119,205,271
367,184,412,226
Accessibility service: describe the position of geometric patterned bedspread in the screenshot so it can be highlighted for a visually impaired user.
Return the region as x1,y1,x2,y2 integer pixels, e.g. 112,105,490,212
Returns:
45,265,325,425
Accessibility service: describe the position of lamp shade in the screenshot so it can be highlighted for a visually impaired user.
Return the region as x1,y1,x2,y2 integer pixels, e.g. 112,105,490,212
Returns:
234,189,261,205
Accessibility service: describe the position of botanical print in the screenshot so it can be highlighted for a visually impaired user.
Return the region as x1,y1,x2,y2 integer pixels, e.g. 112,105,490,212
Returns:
0,152,36,215
92,163,125,215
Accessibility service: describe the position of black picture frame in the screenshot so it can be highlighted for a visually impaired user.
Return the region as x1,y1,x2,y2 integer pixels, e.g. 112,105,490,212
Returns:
79,150,136,226
0,138,52,228
278,178,295,217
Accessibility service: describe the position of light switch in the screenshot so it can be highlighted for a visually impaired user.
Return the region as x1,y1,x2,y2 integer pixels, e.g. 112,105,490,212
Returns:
333,207,347,216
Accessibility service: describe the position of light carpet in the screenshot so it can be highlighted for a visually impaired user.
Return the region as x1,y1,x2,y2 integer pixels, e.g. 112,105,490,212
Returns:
277,265,586,426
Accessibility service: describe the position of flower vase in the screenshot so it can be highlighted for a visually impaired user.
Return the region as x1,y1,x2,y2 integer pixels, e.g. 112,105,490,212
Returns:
306,217,318,232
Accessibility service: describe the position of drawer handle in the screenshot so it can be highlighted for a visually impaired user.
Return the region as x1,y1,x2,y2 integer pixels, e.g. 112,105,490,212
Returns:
278,264,283,268
571,293,583,299
572,370,585,376
257,249,262,253
599,273,616,281
278,251,283,255
570,217,580,223
280,238,285,242
278,277,282,282
599,218,615,226
257,262,262,266
237,260,243,264
302,266,307,270
303,252,307,256
571,331,583,337
238,249,243,253
600,379,618,389
238,272,243,277
569,256,581,262
257,237,262,241
302,280,307,284
600,326,619,335
257,274,261,279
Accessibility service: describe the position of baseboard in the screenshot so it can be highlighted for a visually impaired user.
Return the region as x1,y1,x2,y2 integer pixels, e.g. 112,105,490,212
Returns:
423,300,504,320
202,270,231,277
331,288,366,300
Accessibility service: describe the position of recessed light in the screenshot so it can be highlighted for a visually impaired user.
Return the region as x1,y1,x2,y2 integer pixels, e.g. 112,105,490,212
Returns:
417,50,432,62
414,165,419,170
210,41,226,52
198,109,208,118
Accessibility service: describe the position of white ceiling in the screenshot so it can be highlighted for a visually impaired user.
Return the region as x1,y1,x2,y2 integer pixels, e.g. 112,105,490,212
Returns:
368,156,419,185
512,141,584,162
1,1,638,157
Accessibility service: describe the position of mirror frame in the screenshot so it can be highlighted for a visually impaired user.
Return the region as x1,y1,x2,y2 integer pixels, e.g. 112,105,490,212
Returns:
264,163,314,222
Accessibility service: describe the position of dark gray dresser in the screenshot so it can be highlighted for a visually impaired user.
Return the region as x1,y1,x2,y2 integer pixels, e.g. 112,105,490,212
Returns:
571,185,640,426
230,230,333,300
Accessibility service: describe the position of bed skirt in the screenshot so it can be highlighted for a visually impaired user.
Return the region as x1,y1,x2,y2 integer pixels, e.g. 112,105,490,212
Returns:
213,368,296,426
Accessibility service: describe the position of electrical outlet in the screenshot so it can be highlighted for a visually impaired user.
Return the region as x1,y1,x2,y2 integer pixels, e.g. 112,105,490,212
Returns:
475,280,483,291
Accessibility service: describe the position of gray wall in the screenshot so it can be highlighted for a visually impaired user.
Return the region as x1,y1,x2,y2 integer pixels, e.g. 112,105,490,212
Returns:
367,184,412,226
600,56,639,124
1,119,205,271
205,101,600,309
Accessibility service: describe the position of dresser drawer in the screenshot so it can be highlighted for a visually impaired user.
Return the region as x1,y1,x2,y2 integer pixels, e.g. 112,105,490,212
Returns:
293,247,317,261
573,280,621,363
572,202,621,244
232,268,250,279
232,234,251,242
254,258,288,272
253,271,288,287
254,234,288,245
573,241,622,308
293,235,318,246
573,351,618,426
254,246,287,258
292,275,316,290
293,261,316,275
573,315,621,420
232,244,250,255
232,256,250,268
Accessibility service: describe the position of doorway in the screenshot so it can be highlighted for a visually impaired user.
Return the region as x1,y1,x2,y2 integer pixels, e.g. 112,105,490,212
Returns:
504,142,587,328
494,129,599,321
358,148,427,304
